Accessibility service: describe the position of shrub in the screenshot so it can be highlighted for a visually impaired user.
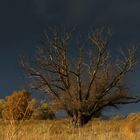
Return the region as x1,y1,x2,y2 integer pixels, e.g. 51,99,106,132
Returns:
31,102,55,120
2,90,36,120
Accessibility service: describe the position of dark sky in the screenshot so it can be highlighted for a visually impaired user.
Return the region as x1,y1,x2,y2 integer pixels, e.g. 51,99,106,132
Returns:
0,0,140,116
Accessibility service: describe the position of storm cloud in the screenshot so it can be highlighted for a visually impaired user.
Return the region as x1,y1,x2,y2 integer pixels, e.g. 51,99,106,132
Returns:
32,0,140,26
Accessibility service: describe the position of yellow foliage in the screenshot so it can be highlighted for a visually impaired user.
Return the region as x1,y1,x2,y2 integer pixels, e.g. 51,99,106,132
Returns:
2,90,36,120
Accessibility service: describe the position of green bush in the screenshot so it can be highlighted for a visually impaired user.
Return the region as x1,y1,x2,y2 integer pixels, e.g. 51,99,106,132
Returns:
31,102,55,120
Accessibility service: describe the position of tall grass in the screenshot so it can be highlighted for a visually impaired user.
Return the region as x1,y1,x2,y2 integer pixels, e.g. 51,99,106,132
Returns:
0,114,140,140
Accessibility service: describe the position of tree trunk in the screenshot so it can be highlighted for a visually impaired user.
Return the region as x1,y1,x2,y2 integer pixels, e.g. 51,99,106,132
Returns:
72,111,92,127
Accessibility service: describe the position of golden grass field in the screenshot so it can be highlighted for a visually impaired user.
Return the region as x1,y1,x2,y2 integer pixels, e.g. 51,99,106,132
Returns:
0,113,140,140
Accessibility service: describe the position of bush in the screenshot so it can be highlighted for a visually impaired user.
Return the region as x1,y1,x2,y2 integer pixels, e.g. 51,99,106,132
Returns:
31,102,55,120
2,90,36,120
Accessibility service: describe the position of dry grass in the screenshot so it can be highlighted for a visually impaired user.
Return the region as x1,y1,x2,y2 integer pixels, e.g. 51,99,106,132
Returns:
0,113,140,140
122,113,140,138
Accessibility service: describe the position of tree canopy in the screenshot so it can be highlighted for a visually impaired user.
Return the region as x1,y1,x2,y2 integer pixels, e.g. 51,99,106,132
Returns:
21,28,140,126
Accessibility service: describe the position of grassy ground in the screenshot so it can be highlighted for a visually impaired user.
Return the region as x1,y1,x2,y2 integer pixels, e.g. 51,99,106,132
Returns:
0,113,140,140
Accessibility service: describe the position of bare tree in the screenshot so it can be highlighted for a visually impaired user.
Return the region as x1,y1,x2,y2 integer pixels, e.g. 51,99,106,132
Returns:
21,27,140,127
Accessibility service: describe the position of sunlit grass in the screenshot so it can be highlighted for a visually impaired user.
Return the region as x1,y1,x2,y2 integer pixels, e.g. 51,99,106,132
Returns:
0,113,140,140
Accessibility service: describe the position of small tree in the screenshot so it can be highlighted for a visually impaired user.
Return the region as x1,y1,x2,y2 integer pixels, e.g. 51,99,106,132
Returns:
31,102,55,120
3,90,36,120
21,28,140,126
